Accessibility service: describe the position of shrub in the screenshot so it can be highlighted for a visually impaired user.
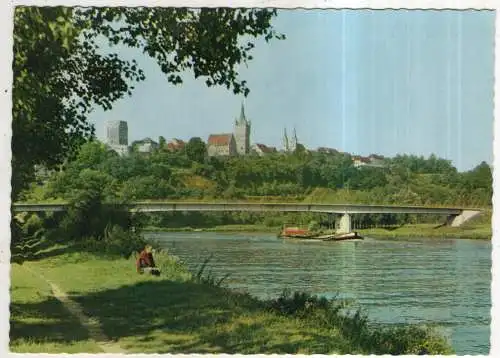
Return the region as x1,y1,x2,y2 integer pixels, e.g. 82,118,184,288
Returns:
22,214,44,237
308,220,320,232
265,289,454,355
77,225,146,258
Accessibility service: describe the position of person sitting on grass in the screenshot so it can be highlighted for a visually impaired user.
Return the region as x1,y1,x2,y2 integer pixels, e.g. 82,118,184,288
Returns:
136,245,160,276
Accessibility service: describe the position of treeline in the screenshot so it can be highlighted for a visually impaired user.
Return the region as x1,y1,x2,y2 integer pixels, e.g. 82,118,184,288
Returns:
25,140,492,209
21,140,491,229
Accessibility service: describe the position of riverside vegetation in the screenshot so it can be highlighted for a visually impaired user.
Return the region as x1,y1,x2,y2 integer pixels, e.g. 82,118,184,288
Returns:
11,195,454,354
20,140,492,239
10,6,488,354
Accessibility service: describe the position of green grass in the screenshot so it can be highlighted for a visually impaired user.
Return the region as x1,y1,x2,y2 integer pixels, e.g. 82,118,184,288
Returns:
10,246,350,354
358,222,491,240
144,221,491,240
144,224,280,233
10,236,454,354
10,262,103,353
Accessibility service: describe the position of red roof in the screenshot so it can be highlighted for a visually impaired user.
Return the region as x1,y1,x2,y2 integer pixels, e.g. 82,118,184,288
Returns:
353,156,370,163
208,134,232,146
255,143,276,153
167,138,185,151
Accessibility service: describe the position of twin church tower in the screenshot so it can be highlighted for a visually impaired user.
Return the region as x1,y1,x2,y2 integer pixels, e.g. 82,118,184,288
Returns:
231,102,298,155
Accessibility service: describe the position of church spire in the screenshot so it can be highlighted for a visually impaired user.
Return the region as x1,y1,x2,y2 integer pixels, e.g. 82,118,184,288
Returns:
239,101,246,123
283,128,289,152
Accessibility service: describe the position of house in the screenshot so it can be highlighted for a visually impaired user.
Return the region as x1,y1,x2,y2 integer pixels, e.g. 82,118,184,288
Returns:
167,138,185,152
251,143,277,156
108,144,129,156
207,134,237,157
352,154,386,168
352,155,371,168
135,137,159,153
368,154,386,167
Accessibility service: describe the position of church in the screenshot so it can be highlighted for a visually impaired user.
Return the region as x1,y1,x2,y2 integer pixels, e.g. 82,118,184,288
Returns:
207,103,251,157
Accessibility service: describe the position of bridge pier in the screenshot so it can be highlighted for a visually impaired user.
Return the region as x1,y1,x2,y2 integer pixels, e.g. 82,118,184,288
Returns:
446,210,482,227
337,213,352,234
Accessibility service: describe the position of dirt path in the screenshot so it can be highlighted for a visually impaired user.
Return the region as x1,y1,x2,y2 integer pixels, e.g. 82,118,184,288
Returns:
22,264,126,353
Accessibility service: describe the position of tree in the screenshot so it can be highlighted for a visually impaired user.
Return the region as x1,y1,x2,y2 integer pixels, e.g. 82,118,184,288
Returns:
185,137,207,164
158,136,166,150
12,7,285,200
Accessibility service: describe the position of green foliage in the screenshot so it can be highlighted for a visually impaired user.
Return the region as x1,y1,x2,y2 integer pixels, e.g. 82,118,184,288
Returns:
24,139,492,231
12,6,284,201
76,225,146,258
266,289,454,355
22,214,44,237
266,288,334,316
158,136,166,150
185,137,207,164
308,220,320,232
193,254,231,287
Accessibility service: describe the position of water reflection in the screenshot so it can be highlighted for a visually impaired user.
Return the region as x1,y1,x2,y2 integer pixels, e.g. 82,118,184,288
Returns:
147,231,491,355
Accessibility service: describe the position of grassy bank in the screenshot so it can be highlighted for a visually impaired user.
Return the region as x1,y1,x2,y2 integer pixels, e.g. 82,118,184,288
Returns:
144,224,280,233
358,222,491,240
10,236,453,354
10,258,102,353
144,222,491,240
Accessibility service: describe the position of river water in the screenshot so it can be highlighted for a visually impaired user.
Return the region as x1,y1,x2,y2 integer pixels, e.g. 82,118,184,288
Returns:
146,231,491,355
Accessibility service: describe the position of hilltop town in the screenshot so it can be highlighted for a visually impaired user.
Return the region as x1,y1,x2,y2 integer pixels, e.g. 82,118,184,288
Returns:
104,103,386,168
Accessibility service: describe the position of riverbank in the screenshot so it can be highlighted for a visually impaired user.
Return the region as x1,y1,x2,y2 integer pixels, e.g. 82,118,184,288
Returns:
10,237,453,354
357,223,491,240
144,224,280,233
144,222,491,240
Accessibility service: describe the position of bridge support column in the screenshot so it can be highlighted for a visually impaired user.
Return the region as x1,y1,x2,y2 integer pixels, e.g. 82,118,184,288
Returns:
337,213,352,234
446,210,482,227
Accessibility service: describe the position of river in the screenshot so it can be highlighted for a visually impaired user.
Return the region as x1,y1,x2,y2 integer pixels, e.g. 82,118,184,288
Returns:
146,231,491,355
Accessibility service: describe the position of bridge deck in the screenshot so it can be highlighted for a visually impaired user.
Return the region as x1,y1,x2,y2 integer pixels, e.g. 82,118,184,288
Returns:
13,202,468,215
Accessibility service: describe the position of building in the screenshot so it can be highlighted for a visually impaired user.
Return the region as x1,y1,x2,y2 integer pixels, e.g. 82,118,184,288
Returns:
251,143,277,156
368,154,385,167
167,138,185,152
105,120,128,146
233,103,251,155
207,134,237,157
283,127,299,153
352,154,386,168
109,144,129,156
104,120,129,156
352,156,371,168
135,137,159,153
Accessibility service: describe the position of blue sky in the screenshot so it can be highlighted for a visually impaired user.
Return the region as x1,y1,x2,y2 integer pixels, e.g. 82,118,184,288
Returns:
88,9,495,172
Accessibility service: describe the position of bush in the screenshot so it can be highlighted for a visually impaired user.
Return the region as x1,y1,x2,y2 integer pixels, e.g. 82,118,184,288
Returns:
153,249,191,281
308,220,320,232
77,225,146,258
22,214,44,237
265,289,454,355
266,289,333,316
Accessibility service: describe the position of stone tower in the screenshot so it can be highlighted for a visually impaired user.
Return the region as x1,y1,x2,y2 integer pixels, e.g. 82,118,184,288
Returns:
105,120,128,145
233,102,251,155
289,127,298,152
283,127,298,153
283,128,289,152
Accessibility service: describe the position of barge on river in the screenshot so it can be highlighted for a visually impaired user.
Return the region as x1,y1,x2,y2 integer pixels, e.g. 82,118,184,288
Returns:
277,227,363,241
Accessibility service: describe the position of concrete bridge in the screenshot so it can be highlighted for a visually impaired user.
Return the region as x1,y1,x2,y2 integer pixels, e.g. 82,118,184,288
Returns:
12,202,481,234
